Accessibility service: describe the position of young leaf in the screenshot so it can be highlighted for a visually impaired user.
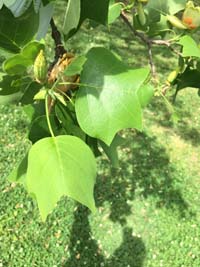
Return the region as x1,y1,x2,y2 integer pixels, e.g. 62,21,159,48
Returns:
137,84,154,108
178,35,200,58
75,47,150,145
7,154,28,188
64,56,86,76
26,135,97,221
108,2,122,24
3,41,45,75
3,55,32,75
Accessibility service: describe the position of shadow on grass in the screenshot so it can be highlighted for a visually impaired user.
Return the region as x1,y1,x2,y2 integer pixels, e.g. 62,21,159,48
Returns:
64,207,146,267
96,131,193,225
148,97,200,147
64,131,193,267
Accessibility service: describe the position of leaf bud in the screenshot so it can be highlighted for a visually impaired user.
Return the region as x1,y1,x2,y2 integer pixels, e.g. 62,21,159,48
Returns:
34,50,47,84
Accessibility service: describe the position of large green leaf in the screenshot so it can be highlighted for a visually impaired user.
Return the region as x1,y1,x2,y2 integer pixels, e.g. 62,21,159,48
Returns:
75,47,150,145
27,135,96,221
0,5,39,52
178,35,200,58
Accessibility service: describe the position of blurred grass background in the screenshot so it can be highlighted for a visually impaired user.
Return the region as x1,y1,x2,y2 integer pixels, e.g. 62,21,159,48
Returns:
0,7,200,267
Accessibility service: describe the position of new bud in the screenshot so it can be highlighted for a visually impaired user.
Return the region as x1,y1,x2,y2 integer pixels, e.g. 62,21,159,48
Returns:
34,50,48,84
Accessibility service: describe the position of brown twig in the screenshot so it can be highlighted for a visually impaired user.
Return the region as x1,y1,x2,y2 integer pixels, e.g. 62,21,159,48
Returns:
50,18,66,66
120,11,181,83
120,11,157,81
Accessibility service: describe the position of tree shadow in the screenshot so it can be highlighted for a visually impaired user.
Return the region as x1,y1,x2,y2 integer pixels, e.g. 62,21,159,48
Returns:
148,96,200,147
64,206,146,267
64,130,193,267
96,131,193,225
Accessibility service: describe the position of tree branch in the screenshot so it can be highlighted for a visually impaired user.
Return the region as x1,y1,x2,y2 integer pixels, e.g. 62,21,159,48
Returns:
120,11,181,82
50,18,66,61
120,11,157,80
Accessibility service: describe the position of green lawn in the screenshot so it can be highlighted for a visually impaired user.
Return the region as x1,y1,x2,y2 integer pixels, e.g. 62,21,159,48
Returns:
0,15,200,267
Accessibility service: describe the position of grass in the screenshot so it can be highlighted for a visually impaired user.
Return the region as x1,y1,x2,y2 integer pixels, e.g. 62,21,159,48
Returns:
1,11,200,267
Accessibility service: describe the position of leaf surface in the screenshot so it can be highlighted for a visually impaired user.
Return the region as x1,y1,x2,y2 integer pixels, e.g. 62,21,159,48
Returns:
63,0,80,35
178,35,200,58
27,135,96,220
0,5,39,52
75,47,150,145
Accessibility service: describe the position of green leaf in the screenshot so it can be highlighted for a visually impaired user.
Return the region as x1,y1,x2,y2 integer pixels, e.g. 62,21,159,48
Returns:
3,55,31,75
137,84,154,108
176,68,200,90
36,3,54,40
63,0,80,35
64,56,87,76
33,0,41,13
20,82,42,105
21,41,45,61
178,35,200,58
108,2,122,24
8,154,28,187
65,0,109,38
167,0,186,15
55,103,86,141
28,115,61,143
80,0,109,25
23,102,45,122
145,0,186,23
0,5,39,52
0,74,21,95
27,135,96,221
4,0,32,17
3,41,44,75
75,47,150,145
